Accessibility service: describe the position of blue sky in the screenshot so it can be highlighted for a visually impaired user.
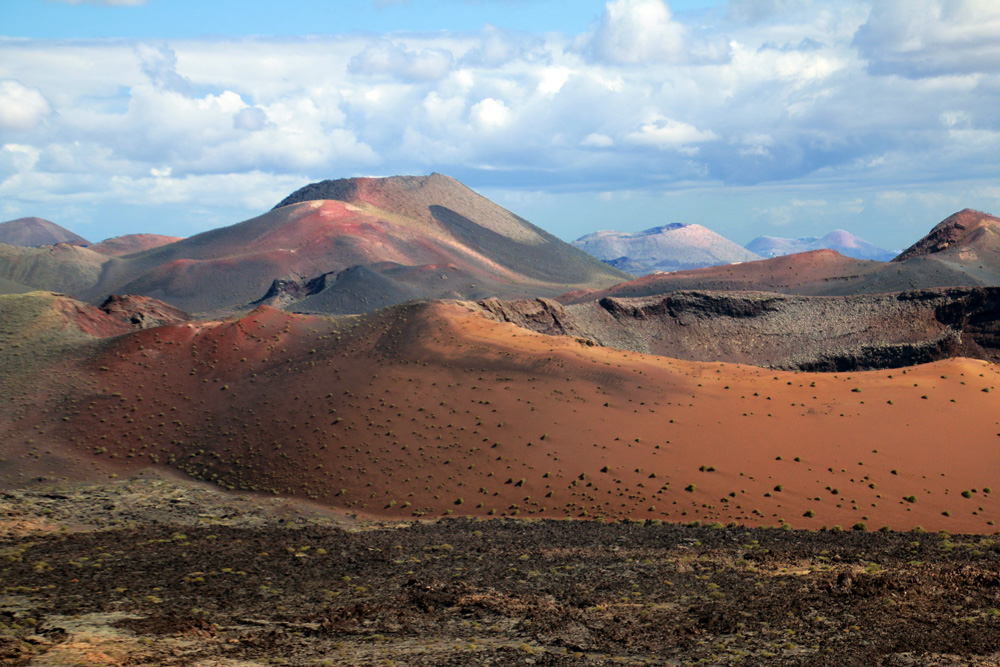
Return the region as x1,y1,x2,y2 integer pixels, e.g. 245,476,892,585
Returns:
1,0,999,249
2,1,723,38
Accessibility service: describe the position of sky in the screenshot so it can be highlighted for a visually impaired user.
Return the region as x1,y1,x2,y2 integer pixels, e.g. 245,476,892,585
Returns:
1,0,999,250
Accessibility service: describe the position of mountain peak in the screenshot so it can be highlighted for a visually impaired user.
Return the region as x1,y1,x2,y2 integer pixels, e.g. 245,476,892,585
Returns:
0,217,91,247
573,223,760,275
273,173,457,211
892,209,1000,262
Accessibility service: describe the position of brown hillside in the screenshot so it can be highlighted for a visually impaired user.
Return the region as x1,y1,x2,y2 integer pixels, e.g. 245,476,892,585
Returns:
0,243,113,295
89,234,184,257
0,217,90,247
3,293,999,534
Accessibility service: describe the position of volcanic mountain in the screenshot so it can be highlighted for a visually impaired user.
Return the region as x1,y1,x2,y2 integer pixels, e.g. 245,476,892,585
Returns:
564,210,1000,304
89,234,184,257
572,223,761,275
3,289,1000,534
746,229,894,261
0,174,627,314
0,217,90,247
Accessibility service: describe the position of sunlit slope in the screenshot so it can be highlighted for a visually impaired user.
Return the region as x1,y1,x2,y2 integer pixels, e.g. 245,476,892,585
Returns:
3,296,998,534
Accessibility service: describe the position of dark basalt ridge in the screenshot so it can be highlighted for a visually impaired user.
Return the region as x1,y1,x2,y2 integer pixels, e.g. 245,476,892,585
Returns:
476,286,1000,371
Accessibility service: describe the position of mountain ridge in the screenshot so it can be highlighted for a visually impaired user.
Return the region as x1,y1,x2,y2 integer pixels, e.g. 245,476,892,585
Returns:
572,222,761,275
746,229,894,261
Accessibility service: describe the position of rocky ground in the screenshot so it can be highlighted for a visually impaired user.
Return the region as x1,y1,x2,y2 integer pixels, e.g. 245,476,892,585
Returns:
2,476,1000,666
480,287,1000,371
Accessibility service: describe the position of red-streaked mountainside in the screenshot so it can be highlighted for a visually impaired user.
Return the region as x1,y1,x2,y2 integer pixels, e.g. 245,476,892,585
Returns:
2,290,1000,534
89,234,184,257
0,217,90,247
0,174,627,315
572,223,761,275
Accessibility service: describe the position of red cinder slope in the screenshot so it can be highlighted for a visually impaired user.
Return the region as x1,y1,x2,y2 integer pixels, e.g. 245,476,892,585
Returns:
4,297,999,534
86,174,628,314
562,249,884,302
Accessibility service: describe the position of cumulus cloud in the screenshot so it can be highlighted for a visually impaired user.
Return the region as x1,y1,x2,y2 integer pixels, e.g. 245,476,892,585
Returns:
135,43,195,93
233,106,268,131
588,0,687,64
460,25,542,68
470,97,511,131
349,41,454,81
854,0,1000,77
0,80,52,131
625,116,717,150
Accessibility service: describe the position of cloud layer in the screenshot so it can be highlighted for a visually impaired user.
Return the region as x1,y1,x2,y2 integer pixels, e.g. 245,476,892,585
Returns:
1,0,999,245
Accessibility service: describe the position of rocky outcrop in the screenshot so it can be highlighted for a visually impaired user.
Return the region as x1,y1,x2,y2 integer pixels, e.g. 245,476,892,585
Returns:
99,295,190,330
476,287,1000,372
476,297,583,338
893,209,1000,262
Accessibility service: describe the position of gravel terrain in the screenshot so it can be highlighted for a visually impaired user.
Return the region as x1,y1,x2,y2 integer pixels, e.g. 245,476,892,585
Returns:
2,477,1000,666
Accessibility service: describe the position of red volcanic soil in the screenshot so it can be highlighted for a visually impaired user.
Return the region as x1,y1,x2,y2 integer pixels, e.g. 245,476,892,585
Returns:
101,200,538,313
561,249,884,302
4,297,999,535
89,234,183,257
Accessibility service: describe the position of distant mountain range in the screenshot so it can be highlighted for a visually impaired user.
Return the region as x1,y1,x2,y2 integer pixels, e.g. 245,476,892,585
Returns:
745,229,895,261
572,223,761,275
564,209,1000,302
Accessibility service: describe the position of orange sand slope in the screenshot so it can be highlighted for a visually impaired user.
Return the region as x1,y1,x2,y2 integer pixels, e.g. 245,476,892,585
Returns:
5,298,1000,534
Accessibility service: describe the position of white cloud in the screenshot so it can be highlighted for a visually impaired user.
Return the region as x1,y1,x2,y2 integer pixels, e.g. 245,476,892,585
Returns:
135,43,194,93
233,106,268,131
0,80,51,130
588,0,687,64
349,41,454,81
625,116,717,149
854,0,1000,77
471,97,511,131
0,144,42,184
